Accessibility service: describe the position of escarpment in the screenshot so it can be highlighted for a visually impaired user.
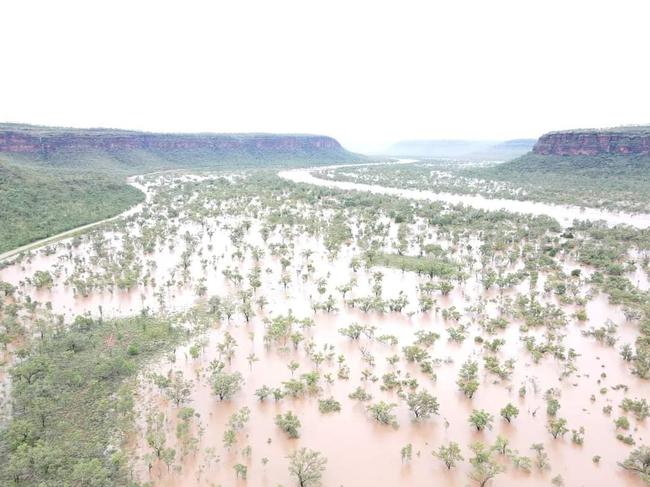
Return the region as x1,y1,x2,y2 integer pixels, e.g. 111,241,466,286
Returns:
533,126,650,156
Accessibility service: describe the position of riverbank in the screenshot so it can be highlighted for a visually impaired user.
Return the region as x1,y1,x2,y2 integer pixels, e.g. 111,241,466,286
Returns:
279,160,650,229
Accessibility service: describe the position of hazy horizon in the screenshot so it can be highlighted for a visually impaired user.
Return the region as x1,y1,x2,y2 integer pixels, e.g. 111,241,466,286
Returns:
2,0,649,153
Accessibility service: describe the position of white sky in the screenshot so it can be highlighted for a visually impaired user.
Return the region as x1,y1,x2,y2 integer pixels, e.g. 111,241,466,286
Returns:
1,0,649,153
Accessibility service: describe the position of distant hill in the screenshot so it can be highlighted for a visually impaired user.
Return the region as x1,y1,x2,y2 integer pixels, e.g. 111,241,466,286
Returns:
463,126,650,213
465,139,537,160
502,125,650,172
386,139,535,160
533,125,650,156
0,123,364,173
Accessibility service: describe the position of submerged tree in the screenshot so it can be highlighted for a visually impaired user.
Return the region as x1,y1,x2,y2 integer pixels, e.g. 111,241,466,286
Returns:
500,403,519,423
145,411,167,459
457,359,479,398
618,446,650,483
211,369,244,400
275,411,301,438
468,441,504,487
531,443,551,471
401,443,413,463
288,448,327,487
547,417,569,439
433,441,464,469
234,463,248,480
167,370,193,407
406,390,439,419
469,409,494,431
367,401,399,427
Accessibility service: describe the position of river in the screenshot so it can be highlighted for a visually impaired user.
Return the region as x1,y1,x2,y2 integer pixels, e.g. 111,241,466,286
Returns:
279,160,650,229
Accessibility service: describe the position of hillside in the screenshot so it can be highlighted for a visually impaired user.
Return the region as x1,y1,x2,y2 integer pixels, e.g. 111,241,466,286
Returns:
386,138,534,160
0,123,363,173
533,125,650,156
465,126,650,212
0,123,362,254
0,160,144,254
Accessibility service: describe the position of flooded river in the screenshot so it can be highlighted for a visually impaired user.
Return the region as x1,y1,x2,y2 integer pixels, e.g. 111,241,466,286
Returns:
279,161,650,229
1,170,648,487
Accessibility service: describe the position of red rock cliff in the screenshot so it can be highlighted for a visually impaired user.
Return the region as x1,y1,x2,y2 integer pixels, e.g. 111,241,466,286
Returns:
533,127,650,156
0,124,346,157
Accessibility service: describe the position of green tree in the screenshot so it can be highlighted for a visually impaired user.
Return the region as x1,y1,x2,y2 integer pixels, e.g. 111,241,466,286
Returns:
275,411,301,438
69,458,111,486
618,446,650,483
234,463,248,479
547,417,569,439
288,448,327,487
211,370,244,400
457,360,479,398
146,411,167,458
161,447,176,471
433,441,464,469
469,409,493,431
255,385,272,401
500,403,519,423
367,401,398,427
468,441,504,487
493,435,510,455
318,397,342,414
406,390,439,419
167,370,193,406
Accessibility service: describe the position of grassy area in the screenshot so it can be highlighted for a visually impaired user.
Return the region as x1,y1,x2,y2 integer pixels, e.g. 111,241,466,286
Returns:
0,160,144,254
0,312,189,486
375,252,460,279
465,153,650,212
1,146,363,174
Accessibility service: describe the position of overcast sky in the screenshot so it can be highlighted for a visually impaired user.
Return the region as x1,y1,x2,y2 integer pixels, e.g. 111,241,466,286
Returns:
1,0,649,152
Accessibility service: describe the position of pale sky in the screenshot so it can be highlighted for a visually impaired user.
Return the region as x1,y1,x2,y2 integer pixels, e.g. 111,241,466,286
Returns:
1,0,649,152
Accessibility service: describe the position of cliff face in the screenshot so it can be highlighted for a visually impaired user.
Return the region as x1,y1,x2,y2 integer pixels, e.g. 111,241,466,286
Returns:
0,124,344,156
533,127,650,156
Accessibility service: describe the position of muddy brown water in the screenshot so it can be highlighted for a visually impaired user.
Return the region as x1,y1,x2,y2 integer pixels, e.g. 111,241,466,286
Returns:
1,172,649,487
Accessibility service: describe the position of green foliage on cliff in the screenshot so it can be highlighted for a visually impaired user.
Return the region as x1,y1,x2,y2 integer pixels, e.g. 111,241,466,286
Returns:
0,160,144,254
0,145,362,175
0,313,186,486
491,152,650,175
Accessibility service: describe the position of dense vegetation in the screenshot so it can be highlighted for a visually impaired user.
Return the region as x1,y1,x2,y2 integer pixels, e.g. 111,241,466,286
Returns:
323,155,650,213
467,153,650,212
0,311,194,486
1,160,649,485
0,160,144,254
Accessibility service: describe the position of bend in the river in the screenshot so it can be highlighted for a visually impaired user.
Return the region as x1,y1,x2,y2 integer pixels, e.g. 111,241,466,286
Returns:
279,159,650,229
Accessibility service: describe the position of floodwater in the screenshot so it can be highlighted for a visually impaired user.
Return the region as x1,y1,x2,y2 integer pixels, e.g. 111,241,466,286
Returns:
1,171,648,487
279,161,650,229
